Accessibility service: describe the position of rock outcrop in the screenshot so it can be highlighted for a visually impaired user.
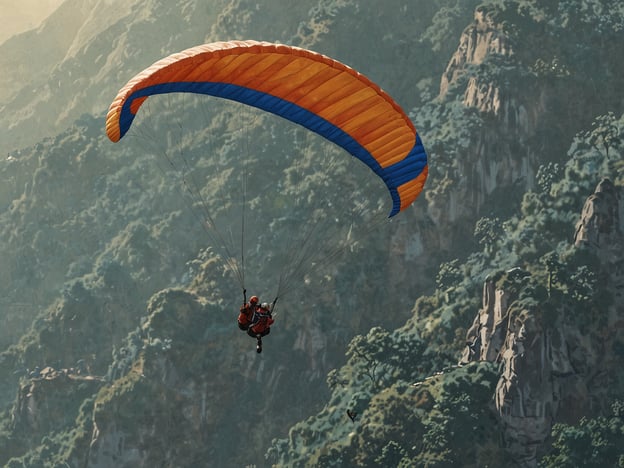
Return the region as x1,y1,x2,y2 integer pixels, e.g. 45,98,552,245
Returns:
430,5,541,240
574,178,624,309
9,367,103,458
574,178,623,251
440,7,514,105
461,179,624,466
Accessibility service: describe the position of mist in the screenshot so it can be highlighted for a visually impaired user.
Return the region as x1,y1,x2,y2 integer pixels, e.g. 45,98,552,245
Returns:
0,0,64,44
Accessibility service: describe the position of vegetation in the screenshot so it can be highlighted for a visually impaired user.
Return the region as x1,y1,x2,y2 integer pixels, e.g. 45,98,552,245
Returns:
267,106,624,466
0,0,623,466
540,401,624,468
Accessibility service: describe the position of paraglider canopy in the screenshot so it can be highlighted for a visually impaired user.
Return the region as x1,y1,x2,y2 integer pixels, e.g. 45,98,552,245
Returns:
106,40,427,217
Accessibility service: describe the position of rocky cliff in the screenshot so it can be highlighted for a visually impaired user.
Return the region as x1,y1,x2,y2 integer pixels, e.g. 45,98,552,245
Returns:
575,178,624,252
429,2,624,231
461,178,624,466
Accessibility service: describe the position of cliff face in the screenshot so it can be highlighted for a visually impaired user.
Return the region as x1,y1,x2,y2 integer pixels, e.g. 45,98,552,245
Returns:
6,367,103,463
461,178,624,466
440,8,514,105
431,3,623,233
575,178,624,254
79,288,327,468
424,6,537,261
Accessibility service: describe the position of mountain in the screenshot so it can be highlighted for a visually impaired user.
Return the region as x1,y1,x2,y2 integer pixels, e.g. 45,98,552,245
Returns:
0,0,63,44
267,143,624,467
0,0,623,467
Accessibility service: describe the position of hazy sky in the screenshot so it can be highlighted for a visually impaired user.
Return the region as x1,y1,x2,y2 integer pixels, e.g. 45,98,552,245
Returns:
0,0,64,44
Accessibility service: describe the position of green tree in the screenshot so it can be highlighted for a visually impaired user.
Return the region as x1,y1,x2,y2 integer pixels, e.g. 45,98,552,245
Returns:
346,328,426,391
375,441,408,467
536,162,562,194
568,265,597,303
474,217,504,253
583,112,620,158
540,401,624,467
540,251,564,296
436,259,462,290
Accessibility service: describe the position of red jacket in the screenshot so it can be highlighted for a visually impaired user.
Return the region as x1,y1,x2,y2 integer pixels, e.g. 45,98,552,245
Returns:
249,311,274,335
237,303,256,328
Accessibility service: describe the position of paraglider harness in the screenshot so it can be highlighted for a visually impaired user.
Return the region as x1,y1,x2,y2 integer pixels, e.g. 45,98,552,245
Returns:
243,289,278,354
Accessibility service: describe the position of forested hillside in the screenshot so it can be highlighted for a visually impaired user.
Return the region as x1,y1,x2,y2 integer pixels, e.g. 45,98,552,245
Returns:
0,1,622,467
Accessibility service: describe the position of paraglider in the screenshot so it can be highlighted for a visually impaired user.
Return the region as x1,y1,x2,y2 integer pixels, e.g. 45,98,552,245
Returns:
248,302,274,354
105,40,428,217
105,40,428,352
237,290,276,353
238,293,259,331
